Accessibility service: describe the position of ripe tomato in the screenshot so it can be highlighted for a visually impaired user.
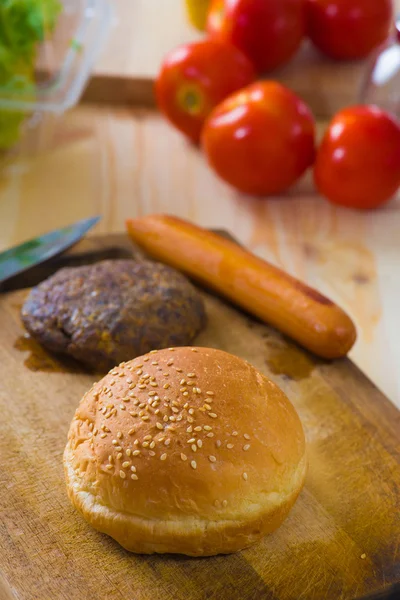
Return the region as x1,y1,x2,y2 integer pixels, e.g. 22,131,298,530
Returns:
314,106,400,210
305,0,393,60
206,0,305,73
155,40,255,142
202,81,316,196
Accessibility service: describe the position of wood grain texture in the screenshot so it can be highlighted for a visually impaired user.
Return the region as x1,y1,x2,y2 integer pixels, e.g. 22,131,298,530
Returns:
0,234,400,600
0,106,399,408
88,0,400,116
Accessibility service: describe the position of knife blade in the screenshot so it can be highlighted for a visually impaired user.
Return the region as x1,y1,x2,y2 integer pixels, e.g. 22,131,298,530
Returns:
0,216,101,285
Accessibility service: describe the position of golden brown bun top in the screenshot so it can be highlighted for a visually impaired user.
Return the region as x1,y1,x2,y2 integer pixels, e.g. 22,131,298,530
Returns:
68,347,306,520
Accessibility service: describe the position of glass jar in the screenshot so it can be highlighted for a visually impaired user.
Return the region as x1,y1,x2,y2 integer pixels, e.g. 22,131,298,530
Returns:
359,18,400,118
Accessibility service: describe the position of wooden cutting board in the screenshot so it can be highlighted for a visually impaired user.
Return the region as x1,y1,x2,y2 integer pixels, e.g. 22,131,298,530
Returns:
0,233,400,600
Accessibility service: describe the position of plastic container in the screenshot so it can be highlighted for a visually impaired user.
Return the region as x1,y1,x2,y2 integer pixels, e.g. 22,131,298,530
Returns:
0,0,113,158
359,17,400,119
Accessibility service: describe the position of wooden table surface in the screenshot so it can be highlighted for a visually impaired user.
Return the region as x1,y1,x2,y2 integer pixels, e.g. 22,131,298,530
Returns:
0,0,400,410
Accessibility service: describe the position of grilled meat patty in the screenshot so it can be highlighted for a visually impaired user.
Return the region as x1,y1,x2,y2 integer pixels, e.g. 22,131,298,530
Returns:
21,259,206,371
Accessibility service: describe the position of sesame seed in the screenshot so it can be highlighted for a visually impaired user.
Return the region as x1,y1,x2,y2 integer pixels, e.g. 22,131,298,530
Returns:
209,455,216,463
206,391,214,396
129,411,138,418
180,388,187,393
136,369,143,375
156,422,163,430
122,461,130,468
164,439,171,446
142,442,149,448
143,357,149,362
187,426,193,433
163,372,169,377
148,391,156,397
138,384,146,390
206,432,214,438
191,460,197,470
126,449,132,457
208,413,218,419
232,431,238,437
163,415,169,423
180,379,186,386
112,440,118,445
177,415,183,421
139,403,146,409
187,438,196,444
160,453,167,461
131,474,138,480
187,417,194,423
150,382,158,388
183,392,189,397
181,453,187,461
163,383,170,389
203,425,212,432
191,348,198,352
100,433,107,438
243,444,250,451
204,404,212,410
244,434,251,440
175,368,183,373
197,440,203,448
172,401,180,407
142,416,150,421
188,408,194,415
171,407,179,414
119,471,126,479
154,409,160,415
216,440,222,448
158,436,165,442
152,361,158,366
131,466,136,472
169,416,176,422
222,500,228,508
194,426,202,432
132,450,141,456
227,444,234,449
123,397,131,403
129,392,136,397
150,441,155,449
143,435,152,441
186,381,194,386
106,464,113,470
150,350,158,354
149,450,156,456
191,444,197,452
128,428,135,435
117,432,123,439
187,373,196,378
167,359,174,366
183,403,189,409
134,439,139,445
243,473,248,481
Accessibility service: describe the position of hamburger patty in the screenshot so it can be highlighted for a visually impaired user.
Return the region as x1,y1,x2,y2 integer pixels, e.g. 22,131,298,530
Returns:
21,259,206,371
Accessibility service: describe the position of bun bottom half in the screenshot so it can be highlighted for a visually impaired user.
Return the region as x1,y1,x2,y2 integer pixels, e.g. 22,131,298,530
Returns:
64,446,306,556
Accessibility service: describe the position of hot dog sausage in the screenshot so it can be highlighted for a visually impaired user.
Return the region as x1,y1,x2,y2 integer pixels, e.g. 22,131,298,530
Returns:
126,214,357,359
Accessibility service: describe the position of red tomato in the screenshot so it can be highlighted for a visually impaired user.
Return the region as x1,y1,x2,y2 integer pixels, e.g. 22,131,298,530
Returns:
202,81,316,196
155,40,256,142
314,106,400,210
305,0,393,60
207,0,305,73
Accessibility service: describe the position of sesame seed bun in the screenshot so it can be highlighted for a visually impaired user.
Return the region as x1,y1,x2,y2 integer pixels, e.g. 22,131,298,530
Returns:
64,347,307,556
